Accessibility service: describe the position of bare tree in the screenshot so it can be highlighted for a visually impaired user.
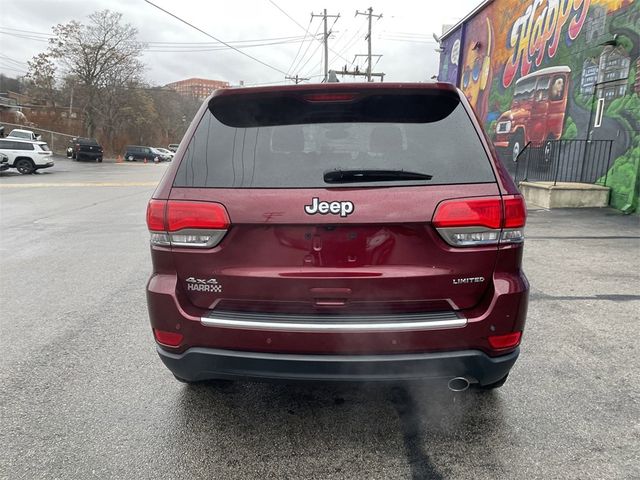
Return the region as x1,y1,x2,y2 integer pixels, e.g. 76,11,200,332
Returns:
46,10,145,136
26,53,59,108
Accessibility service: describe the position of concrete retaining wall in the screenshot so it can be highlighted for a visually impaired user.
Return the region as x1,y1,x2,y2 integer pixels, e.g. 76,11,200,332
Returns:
519,182,610,209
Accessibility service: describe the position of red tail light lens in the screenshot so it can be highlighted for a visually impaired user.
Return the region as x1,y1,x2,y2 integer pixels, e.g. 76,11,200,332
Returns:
488,331,522,349
146,199,230,248
166,201,229,232
146,199,166,231
433,195,526,247
503,195,527,228
153,329,183,347
433,197,502,229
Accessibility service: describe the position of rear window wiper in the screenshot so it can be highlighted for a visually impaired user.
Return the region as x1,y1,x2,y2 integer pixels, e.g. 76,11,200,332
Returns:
324,169,433,184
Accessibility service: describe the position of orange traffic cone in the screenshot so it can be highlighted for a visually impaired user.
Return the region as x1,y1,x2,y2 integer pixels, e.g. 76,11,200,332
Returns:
144,157,147,164
116,154,123,163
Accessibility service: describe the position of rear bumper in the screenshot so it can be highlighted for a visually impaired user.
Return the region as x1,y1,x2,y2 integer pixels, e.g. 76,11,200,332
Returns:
158,345,519,384
76,152,102,160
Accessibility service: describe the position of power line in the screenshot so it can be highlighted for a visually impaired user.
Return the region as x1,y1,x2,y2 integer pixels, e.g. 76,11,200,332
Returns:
378,36,438,44
329,17,368,68
0,64,28,74
143,0,288,75
0,54,28,67
145,34,307,45
0,31,50,43
295,38,324,77
145,37,316,53
287,17,314,76
267,0,306,31
0,26,53,37
289,20,323,75
267,0,351,66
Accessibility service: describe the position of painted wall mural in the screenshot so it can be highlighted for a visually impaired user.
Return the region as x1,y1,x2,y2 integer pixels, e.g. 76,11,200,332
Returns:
439,0,640,212
438,27,463,85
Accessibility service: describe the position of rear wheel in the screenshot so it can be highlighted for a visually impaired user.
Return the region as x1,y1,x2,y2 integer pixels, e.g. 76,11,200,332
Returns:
15,158,35,174
509,132,524,162
542,137,556,166
473,374,509,391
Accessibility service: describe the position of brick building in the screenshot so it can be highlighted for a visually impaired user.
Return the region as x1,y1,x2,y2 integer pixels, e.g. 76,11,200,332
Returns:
165,78,229,100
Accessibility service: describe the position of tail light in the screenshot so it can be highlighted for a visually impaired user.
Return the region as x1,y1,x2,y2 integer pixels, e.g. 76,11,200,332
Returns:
146,199,230,248
432,195,526,247
153,329,183,347
488,331,522,350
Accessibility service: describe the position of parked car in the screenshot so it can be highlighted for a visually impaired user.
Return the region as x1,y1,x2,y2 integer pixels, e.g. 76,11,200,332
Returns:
124,145,163,162
0,138,54,174
146,83,529,390
66,137,103,162
0,152,9,171
7,129,42,142
167,143,179,152
150,147,172,162
154,147,174,160
494,66,571,161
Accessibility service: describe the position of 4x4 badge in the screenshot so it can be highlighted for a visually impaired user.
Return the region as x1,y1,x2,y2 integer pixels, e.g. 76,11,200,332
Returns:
304,197,354,217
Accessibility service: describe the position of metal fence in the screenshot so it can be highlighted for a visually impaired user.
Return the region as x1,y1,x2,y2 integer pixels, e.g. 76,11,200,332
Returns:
512,139,614,186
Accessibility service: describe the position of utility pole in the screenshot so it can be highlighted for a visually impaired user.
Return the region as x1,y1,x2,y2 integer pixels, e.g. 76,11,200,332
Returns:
356,7,382,81
285,75,310,84
337,65,385,81
312,9,340,82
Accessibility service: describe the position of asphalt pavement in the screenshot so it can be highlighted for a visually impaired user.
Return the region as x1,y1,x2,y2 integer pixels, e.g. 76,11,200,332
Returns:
1,156,639,479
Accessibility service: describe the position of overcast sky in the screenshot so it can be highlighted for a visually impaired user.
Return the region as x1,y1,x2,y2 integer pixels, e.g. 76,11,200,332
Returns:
1,0,480,86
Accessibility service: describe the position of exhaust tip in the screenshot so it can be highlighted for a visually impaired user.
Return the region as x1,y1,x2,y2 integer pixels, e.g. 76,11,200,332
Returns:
448,377,470,392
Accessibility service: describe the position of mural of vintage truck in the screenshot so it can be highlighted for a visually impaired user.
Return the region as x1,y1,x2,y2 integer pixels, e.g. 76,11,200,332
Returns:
494,66,572,161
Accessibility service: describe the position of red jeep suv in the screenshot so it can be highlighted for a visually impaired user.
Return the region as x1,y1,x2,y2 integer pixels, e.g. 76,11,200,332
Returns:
146,83,528,391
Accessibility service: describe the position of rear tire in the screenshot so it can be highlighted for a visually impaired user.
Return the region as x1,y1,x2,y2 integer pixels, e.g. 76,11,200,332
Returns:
15,158,35,174
542,137,556,167
509,132,524,162
473,374,509,391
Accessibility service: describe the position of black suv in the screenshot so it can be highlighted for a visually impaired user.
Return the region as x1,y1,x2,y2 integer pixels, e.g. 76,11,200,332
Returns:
124,145,163,162
67,137,103,162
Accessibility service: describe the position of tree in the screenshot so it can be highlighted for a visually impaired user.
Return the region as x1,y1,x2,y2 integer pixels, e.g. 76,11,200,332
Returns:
26,53,59,108
45,10,145,136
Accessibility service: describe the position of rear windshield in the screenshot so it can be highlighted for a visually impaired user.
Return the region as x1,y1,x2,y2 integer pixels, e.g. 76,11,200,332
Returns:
174,92,495,188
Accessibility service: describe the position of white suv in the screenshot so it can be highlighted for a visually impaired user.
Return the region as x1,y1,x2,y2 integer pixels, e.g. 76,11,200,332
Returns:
0,138,54,174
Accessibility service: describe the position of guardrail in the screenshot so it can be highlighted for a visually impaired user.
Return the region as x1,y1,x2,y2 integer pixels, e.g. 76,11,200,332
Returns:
513,139,614,186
